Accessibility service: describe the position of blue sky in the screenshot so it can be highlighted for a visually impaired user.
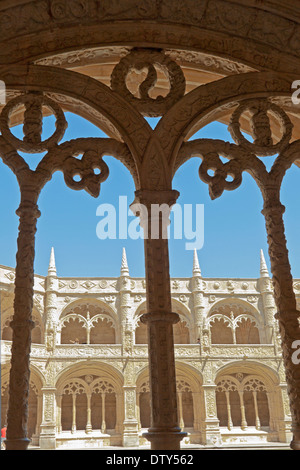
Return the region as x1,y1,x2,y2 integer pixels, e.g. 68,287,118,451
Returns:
0,113,299,280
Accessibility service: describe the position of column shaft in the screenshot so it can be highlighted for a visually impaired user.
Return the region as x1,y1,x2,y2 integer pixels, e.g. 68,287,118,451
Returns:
134,189,186,450
5,191,40,450
262,188,300,449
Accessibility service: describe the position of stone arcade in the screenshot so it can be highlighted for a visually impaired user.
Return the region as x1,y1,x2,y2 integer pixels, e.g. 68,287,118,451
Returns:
0,248,297,449
0,0,300,451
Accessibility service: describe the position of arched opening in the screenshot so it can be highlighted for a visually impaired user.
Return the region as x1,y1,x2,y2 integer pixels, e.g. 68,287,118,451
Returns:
59,301,118,345
56,363,123,445
208,301,262,345
210,317,233,344
215,364,284,444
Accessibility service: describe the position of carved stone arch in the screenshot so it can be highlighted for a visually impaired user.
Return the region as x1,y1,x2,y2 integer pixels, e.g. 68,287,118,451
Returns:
1,304,43,343
26,363,46,393
90,377,116,395
135,365,150,392
1,363,43,439
214,361,281,390
89,312,116,329
60,312,87,327
31,306,44,344
2,0,300,78
55,361,124,434
207,297,262,324
171,297,192,325
233,313,261,345
241,375,267,393
171,298,192,345
152,71,299,174
214,364,282,432
233,313,261,329
55,361,124,395
207,298,262,345
61,377,88,395
175,361,203,389
208,313,233,328
0,64,158,189
59,298,120,344
60,297,119,324
216,374,240,392
59,312,87,344
133,301,148,344
134,299,191,344
88,313,117,345
175,361,204,433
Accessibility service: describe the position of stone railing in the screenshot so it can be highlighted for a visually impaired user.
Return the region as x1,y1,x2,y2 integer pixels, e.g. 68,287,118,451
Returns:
1,340,279,363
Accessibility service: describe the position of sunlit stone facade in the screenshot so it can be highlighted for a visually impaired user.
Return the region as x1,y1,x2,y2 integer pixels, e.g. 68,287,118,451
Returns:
1,248,296,449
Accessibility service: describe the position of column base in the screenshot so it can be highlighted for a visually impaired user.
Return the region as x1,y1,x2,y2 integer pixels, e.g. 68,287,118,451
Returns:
290,430,300,450
4,438,31,450
39,424,56,450
143,430,187,450
123,433,140,448
122,420,139,447
39,435,56,450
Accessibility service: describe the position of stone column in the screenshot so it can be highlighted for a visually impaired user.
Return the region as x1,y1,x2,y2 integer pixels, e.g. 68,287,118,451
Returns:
101,393,106,433
86,393,92,433
132,189,186,450
136,392,141,432
45,247,58,352
5,188,40,450
202,384,222,447
122,384,139,446
39,387,57,449
177,392,185,430
56,394,62,434
225,391,233,431
118,253,139,447
258,249,276,343
119,248,134,356
71,394,76,434
261,187,300,449
191,249,206,351
253,391,261,430
238,391,247,430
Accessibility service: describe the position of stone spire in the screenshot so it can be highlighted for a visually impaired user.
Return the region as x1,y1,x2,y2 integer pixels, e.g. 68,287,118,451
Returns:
48,247,57,276
260,249,269,278
193,249,201,276
120,247,129,276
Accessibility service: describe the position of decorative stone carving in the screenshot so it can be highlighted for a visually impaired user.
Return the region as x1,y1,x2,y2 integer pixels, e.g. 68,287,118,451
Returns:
1,2,300,451
111,48,186,117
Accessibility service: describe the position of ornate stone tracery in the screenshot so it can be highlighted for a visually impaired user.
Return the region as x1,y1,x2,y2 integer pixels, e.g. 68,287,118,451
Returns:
1,0,300,452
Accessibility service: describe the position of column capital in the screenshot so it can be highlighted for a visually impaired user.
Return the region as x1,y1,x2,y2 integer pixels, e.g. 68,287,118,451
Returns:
141,311,179,325
133,189,180,208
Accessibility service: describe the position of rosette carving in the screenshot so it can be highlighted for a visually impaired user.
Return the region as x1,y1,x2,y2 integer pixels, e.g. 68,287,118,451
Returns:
228,99,293,157
111,48,186,117
0,92,67,154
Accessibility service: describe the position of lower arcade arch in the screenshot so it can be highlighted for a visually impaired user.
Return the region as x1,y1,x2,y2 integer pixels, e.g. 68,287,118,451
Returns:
215,362,286,442
136,363,204,442
1,364,44,445
55,362,124,437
